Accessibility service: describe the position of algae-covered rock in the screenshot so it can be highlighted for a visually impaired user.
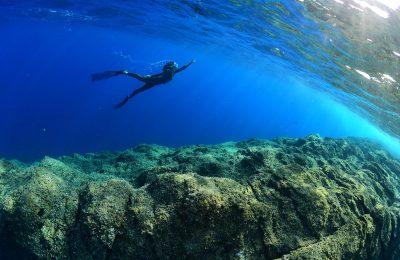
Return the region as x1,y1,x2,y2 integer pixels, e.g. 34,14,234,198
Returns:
3,167,78,259
0,136,399,259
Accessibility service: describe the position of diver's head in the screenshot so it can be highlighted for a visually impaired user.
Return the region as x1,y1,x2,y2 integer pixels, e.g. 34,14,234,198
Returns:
163,61,178,72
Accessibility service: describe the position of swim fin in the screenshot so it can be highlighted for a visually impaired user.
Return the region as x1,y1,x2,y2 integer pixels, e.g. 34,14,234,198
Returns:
91,71,120,81
113,96,129,109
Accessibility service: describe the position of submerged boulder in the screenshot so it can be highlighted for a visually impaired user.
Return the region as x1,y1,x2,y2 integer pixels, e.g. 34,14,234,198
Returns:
0,136,399,259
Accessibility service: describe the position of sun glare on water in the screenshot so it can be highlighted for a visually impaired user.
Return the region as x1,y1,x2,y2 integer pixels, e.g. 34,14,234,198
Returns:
331,0,400,18
375,0,400,9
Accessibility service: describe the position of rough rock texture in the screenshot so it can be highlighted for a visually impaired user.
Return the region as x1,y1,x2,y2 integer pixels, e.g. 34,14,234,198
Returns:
0,135,399,259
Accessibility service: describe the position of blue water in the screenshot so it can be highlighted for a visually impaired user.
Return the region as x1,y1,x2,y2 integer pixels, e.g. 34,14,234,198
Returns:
1,1,399,161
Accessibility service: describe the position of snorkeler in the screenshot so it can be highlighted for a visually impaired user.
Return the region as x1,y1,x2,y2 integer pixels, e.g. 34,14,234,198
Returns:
92,59,195,108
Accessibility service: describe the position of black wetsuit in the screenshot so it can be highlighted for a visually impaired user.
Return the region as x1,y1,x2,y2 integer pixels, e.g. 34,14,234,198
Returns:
113,61,193,108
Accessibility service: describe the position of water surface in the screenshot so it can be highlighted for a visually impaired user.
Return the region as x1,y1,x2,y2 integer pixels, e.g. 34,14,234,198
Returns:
0,0,399,161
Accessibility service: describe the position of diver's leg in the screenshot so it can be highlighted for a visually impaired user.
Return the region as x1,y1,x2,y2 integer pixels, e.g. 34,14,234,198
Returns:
113,84,156,109
92,70,152,82
122,71,150,82
98,70,149,82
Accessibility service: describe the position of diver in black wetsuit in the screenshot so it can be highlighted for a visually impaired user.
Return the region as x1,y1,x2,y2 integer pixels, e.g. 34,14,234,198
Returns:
92,60,195,108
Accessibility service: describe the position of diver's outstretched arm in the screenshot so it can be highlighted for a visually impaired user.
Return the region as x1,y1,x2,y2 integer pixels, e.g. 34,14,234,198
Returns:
113,83,156,109
176,59,195,73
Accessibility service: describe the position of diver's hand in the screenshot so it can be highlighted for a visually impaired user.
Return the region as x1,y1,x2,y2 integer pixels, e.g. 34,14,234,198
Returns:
190,59,196,64
122,70,129,75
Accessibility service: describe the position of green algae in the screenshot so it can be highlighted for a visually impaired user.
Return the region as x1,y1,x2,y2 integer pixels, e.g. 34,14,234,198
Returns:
0,136,399,259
